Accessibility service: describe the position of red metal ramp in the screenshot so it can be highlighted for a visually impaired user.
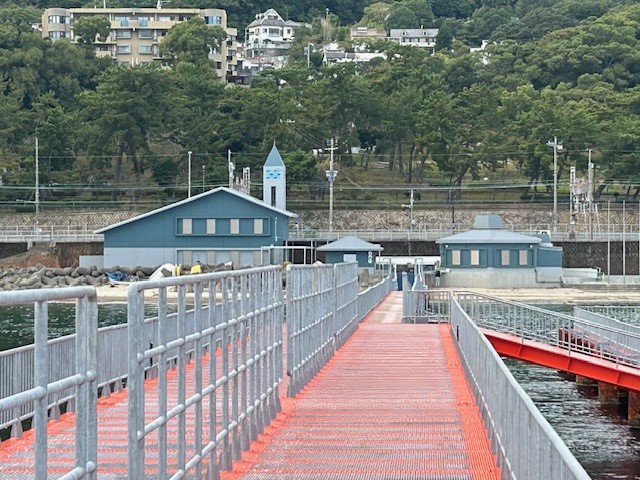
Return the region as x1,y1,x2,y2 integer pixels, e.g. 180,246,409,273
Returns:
484,329,640,391
223,318,500,479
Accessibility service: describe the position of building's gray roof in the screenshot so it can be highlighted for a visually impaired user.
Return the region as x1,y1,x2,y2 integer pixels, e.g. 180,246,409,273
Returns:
436,214,542,245
247,17,284,28
95,187,297,233
317,236,383,252
264,143,285,167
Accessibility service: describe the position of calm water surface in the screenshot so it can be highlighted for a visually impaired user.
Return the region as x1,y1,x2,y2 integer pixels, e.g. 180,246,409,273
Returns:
1,302,640,478
0,303,164,351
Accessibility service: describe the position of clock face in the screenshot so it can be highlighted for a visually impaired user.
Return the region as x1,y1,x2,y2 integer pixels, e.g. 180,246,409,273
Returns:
265,169,283,180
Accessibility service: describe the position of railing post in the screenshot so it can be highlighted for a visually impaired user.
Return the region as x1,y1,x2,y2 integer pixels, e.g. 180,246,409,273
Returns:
127,286,146,479
34,300,48,480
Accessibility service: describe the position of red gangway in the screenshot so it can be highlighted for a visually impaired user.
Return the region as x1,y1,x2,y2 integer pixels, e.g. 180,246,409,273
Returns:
0,292,500,479
221,293,500,480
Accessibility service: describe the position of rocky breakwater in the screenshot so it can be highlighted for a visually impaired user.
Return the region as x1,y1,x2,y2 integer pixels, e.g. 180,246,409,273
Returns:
0,265,157,291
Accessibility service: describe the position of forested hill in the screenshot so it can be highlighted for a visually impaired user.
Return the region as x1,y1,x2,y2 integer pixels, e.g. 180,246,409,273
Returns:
2,0,640,209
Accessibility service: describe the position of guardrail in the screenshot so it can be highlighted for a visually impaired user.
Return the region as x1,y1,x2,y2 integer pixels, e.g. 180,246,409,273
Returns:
286,263,393,397
450,295,591,480
578,305,640,325
0,287,99,480
0,226,103,242
127,266,284,478
458,292,640,368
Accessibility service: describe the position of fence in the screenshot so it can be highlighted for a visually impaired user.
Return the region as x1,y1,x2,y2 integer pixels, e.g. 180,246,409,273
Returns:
457,292,640,368
127,266,283,479
0,287,98,480
450,294,591,480
286,262,393,397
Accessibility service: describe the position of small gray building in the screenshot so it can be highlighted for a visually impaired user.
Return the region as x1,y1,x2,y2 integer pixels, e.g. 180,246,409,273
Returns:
317,236,383,272
436,214,562,288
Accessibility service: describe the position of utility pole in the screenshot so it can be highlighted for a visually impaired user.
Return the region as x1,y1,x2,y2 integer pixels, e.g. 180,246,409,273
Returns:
325,137,338,233
187,151,192,198
587,149,594,240
546,136,563,233
228,150,234,189
35,136,39,231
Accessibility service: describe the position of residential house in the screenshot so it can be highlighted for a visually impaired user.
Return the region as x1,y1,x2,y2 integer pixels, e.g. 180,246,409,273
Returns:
387,28,438,54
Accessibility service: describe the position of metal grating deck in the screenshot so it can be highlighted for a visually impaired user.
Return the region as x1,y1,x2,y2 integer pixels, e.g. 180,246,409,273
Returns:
221,292,500,480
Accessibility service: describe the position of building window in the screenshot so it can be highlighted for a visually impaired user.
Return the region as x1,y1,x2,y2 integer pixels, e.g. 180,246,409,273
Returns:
138,16,149,26
116,30,131,38
207,251,216,264
48,31,67,39
230,219,239,234
519,250,529,266
138,45,153,54
114,16,130,26
206,219,216,234
254,218,263,234
178,218,192,235
158,16,173,22
451,250,461,266
138,29,153,38
116,45,131,54
205,15,221,25
270,186,276,207
48,15,69,24
470,249,480,266
501,250,510,266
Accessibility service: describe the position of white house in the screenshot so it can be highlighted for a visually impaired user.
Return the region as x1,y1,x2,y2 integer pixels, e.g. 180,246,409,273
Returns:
244,8,306,69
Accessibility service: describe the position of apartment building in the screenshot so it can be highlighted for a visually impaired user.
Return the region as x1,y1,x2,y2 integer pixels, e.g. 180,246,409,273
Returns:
42,7,238,82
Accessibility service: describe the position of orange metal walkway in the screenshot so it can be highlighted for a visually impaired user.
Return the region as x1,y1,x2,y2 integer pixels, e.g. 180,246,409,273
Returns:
0,292,500,479
222,292,500,480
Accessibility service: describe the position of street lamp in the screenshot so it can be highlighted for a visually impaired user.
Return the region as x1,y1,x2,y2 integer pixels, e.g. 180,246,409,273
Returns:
187,150,192,198
546,137,563,232
325,137,338,233
202,164,206,193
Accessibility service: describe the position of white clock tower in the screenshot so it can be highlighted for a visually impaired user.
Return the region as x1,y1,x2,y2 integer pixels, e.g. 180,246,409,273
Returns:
263,143,286,210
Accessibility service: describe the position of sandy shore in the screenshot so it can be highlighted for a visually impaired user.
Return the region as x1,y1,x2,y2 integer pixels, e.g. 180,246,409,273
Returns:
95,283,640,305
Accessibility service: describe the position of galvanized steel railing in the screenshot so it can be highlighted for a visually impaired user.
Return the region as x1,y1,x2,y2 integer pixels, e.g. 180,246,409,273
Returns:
457,292,640,367
0,287,99,480
0,302,198,436
357,274,395,317
286,263,393,397
127,266,283,479
285,263,357,397
450,295,591,480
578,305,640,325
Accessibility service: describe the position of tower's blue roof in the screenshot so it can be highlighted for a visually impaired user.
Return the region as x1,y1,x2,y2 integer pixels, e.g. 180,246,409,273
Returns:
264,143,285,167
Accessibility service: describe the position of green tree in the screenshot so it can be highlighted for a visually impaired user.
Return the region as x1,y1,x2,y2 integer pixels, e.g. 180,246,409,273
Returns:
73,15,110,46
159,17,227,66
78,65,176,198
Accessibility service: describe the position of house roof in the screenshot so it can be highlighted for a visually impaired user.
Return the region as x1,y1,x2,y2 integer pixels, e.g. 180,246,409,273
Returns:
436,214,542,245
95,186,297,233
317,236,383,252
264,143,285,167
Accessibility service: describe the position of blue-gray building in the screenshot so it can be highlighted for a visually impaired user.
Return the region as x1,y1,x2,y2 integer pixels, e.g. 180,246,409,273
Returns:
96,145,297,268
317,236,383,272
436,214,562,288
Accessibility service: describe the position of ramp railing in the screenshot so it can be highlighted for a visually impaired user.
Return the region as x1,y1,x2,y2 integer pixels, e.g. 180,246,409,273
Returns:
127,266,283,479
286,263,393,397
0,287,98,480
578,305,640,325
457,292,640,367
450,295,591,480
